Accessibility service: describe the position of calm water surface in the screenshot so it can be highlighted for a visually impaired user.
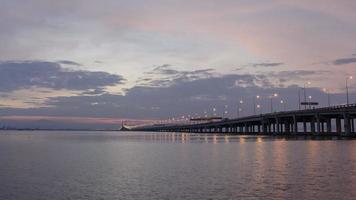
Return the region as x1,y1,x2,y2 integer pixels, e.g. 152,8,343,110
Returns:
0,131,355,200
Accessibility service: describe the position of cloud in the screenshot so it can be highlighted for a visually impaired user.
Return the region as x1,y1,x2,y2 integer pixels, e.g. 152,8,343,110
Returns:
150,64,180,75
273,70,327,79
0,71,280,119
0,66,352,130
57,60,82,66
333,57,356,65
252,62,284,67
138,65,215,87
267,70,329,83
0,61,125,92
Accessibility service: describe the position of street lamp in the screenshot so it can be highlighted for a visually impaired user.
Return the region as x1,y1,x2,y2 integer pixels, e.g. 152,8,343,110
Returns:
237,99,243,118
256,104,261,114
254,95,260,115
270,93,278,112
323,88,331,107
303,81,311,109
308,95,312,109
280,100,286,111
224,110,228,118
346,76,353,106
223,105,228,118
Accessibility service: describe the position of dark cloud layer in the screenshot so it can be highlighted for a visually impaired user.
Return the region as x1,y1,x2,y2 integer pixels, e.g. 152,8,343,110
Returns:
0,70,348,120
272,70,327,79
57,60,82,66
0,61,125,92
333,57,356,65
0,64,352,129
253,62,284,67
138,64,215,87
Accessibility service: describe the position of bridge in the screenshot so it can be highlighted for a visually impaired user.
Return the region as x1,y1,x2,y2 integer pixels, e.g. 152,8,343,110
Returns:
130,104,356,136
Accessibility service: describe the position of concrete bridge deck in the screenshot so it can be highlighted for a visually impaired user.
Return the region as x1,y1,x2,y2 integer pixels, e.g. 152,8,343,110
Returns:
131,104,356,136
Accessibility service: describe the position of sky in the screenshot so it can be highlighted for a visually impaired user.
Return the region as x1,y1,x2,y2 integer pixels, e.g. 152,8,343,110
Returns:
0,0,356,129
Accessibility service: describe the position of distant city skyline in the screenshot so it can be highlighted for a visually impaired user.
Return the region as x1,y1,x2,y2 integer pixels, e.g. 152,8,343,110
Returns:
1,0,356,128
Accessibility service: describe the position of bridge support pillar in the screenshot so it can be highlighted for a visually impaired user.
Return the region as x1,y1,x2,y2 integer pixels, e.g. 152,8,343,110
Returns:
293,115,298,134
311,119,316,134
336,118,342,134
351,118,355,133
327,119,332,133
316,115,321,134
268,123,272,134
275,118,280,134
285,121,290,133
272,122,275,134
343,113,351,136
303,120,307,134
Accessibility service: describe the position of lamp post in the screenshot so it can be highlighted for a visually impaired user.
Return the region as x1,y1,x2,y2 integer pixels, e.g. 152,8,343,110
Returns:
223,105,228,118
298,89,301,110
257,104,261,114
254,95,260,115
308,95,312,109
270,93,278,112
237,99,243,118
346,76,353,106
323,88,331,107
303,81,311,109
280,100,286,111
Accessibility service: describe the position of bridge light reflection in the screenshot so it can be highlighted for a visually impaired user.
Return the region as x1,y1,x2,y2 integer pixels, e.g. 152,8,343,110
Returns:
224,135,230,143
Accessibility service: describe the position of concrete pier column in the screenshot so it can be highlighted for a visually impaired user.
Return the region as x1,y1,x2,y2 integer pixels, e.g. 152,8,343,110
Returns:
267,123,271,134
311,120,316,133
293,115,298,134
327,119,332,133
316,115,321,134
303,120,307,134
275,118,280,134
285,121,290,133
336,118,342,134
262,121,268,134
351,118,355,133
343,113,351,135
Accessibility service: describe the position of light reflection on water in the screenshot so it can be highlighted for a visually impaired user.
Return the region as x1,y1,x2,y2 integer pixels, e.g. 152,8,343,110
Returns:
0,131,355,200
